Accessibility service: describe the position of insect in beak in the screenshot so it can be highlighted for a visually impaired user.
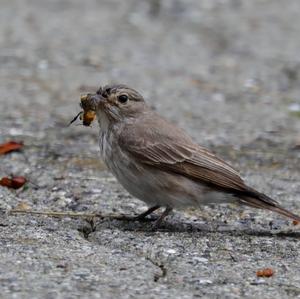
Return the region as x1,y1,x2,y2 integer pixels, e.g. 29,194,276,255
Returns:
69,94,97,127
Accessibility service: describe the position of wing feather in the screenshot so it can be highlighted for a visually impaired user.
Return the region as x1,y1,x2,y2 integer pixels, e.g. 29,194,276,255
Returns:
119,116,248,193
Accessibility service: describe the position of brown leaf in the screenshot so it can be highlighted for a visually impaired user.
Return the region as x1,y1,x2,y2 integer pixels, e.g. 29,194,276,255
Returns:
0,141,23,155
0,176,27,189
293,220,300,226
0,177,11,187
256,268,274,278
11,176,27,189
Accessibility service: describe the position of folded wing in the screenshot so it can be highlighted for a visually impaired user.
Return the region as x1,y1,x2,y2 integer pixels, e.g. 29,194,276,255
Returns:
118,113,300,222
119,117,247,194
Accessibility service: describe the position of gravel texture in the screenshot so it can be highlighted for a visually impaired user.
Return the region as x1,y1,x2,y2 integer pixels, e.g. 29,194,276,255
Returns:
1,0,300,298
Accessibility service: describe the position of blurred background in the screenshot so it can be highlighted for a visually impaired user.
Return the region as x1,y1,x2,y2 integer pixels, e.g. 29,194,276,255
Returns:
1,0,300,144
1,1,300,298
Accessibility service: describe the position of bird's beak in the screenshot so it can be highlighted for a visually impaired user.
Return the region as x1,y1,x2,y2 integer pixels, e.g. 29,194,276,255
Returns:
90,94,105,108
81,93,104,111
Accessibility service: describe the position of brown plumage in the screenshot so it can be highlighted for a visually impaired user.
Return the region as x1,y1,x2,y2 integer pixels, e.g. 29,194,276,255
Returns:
79,84,300,227
119,110,300,222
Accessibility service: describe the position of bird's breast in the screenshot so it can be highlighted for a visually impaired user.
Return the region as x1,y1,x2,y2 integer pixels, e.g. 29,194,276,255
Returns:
99,130,112,162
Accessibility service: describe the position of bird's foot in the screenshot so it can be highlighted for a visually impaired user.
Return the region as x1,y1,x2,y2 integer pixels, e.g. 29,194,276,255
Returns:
149,206,173,231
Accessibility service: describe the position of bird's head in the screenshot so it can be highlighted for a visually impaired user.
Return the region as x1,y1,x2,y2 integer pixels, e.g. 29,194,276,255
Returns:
81,84,146,129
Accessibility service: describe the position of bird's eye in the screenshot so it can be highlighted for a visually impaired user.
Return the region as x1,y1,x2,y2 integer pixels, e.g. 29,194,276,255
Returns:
118,94,128,104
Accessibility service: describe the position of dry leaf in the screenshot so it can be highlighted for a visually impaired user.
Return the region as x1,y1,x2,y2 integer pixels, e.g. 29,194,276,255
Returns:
0,176,27,189
0,141,23,155
256,268,274,278
293,220,299,226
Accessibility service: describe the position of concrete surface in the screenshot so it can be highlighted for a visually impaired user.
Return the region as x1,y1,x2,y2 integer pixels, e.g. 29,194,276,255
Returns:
1,0,300,298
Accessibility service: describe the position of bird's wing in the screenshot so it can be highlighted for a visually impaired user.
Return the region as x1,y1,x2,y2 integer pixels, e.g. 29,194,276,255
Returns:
118,117,248,194
118,113,300,222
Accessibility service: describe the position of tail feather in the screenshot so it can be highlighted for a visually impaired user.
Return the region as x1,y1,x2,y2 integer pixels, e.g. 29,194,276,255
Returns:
239,191,300,222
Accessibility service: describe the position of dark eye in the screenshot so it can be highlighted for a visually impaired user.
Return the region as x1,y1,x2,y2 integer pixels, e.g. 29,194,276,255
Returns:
118,94,128,103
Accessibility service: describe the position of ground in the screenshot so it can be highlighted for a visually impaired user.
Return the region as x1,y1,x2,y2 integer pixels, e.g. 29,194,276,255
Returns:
1,0,300,298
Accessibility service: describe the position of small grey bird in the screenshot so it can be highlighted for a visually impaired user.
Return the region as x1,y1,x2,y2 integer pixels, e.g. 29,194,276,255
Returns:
80,84,300,229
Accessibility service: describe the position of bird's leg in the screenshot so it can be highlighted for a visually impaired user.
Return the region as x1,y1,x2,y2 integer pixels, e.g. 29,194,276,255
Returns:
151,206,173,230
134,205,161,221
117,205,160,222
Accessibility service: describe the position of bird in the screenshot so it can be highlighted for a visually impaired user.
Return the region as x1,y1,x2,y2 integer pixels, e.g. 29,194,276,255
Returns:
79,83,300,229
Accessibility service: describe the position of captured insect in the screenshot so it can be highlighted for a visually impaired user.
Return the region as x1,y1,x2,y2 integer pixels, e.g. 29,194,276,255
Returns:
69,95,97,126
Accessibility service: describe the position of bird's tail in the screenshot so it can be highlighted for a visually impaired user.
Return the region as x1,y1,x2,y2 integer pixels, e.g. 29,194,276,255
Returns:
239,189,300,222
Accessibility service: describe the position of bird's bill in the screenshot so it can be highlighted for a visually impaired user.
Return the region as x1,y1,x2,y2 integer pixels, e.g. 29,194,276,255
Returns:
82,93,105,110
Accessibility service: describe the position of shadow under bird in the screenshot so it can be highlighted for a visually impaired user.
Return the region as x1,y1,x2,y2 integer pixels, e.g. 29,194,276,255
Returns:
76,84,300,229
